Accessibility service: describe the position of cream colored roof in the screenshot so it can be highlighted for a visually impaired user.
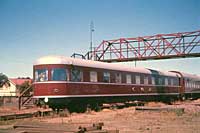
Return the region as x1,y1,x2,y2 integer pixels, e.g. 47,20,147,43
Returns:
34,55,179,77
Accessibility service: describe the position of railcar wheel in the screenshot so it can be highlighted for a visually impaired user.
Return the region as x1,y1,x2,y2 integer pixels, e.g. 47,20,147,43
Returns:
67,102,87,113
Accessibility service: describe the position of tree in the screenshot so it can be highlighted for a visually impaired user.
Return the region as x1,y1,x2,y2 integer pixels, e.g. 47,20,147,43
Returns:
17,81,33,96
0,73,10,88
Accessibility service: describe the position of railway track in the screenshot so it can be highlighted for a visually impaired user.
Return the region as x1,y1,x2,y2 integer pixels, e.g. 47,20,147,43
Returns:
3,122,119,133
0,100,159,121
0,108,52,121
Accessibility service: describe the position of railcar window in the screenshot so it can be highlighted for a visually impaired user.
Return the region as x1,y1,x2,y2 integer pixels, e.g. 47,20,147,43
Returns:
185,81,188,87
126,74,132,84
158,78,163,85
71,68,83,82
193,82,195,88
144,76,148,85
189,82,191,88
90,71,97,82
115,73,122,83
168,78,171,86
152,77,155,85
135,75,140,84
165,78,168,86
35,69,48,82
174,78,179,86
103,72,110,83
188,82,190,88
171,79,174,86
51,68,68,81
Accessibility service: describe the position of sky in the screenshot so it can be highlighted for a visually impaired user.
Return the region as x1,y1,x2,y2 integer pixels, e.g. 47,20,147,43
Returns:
0,0,199,78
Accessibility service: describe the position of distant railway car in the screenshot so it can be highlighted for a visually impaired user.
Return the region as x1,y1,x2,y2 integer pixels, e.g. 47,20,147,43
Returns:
33,56,200,109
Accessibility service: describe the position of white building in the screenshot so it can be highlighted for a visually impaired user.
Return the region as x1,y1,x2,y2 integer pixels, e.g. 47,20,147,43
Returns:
0,80,17,97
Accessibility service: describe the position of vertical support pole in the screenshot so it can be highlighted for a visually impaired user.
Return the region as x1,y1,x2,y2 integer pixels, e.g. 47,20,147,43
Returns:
127,42,128,58
90,21,94,60
158,39,160,56
182,36,185,54
18,96,21,110
110,44,112,60
93,47,96,61
144,40,146,57
120,39,122,59
135,60,137,67
163,38,165,56
103,42,104,60
138,41,140,58
179,37,181,53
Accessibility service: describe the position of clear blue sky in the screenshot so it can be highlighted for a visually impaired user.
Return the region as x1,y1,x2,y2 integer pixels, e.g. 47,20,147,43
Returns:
0,0,199,78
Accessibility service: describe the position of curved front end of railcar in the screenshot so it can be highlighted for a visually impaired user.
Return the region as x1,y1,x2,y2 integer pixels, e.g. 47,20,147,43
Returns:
33,64,72,109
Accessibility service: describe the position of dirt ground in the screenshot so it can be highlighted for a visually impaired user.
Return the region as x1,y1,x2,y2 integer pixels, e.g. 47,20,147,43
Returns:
1,100,200,133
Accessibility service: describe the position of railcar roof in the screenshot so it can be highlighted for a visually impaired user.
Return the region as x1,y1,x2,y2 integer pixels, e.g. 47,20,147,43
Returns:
34,55,178,77
181,72,200,81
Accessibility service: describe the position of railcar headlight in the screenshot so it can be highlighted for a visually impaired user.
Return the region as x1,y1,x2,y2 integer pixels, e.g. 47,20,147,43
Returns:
44,97,48,103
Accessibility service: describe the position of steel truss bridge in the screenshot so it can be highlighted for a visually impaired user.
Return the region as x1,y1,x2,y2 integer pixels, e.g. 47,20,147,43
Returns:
71,30,200,62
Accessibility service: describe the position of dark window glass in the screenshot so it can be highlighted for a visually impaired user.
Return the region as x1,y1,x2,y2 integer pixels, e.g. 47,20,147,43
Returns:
71,68,83,82
103,72,110,83
51,68,67,81
115,73,121,83
158,78,163,85
174,78,179,86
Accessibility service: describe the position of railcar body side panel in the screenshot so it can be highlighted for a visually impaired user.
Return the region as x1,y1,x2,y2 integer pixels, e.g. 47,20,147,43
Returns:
34,82,180,97
33,56,200,108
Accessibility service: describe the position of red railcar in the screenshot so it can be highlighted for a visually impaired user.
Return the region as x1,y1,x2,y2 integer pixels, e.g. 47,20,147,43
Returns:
33,56,200,109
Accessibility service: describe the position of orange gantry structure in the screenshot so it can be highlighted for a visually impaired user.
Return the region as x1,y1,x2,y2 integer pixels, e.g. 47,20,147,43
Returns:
72,30,200,62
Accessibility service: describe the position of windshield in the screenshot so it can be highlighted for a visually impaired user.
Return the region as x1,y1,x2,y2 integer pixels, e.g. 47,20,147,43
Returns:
35,69,48,82
51,68,67,81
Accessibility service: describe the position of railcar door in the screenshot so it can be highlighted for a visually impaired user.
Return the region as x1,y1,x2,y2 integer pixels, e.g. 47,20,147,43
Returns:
170,71,185,95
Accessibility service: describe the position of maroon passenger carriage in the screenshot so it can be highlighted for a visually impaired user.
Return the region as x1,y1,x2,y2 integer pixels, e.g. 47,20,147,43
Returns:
33,56,200,110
